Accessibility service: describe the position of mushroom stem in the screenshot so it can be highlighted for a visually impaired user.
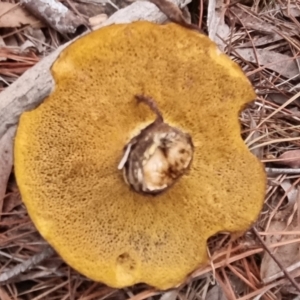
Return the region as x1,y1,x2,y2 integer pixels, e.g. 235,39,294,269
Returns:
118,95,194,195
135,94,164,123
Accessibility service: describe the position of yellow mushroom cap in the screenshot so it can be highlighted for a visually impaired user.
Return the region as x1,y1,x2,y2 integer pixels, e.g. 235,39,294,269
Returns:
14,22,266,290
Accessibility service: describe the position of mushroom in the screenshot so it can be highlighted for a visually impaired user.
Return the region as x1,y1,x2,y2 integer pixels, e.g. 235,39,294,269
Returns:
14,21,266,290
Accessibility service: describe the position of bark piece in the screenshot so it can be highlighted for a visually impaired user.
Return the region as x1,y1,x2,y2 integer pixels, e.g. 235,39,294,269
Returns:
207,0,229,51
20,0,86,35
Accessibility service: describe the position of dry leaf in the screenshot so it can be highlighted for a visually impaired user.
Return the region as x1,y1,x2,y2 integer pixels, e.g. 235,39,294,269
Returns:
235,48,300,79
89,13,108,29
247,112,263,159
274,150,300,168
282,4,300,18
0,3,43,28
0,36,5,47
0,126,16,210
230,6,278,34
3,192,22,213
182,6,191,24
207,0,229,51
281,180,299,205
20,40,36,52
0,37,6,61
159,290,178,300
23,28,46,53
149,0,198,32
242,34,284,48
261,223,300,283
0,288,11,300
206,285,228,300
268,93,290,105
261,198,300,283
4,35,18,47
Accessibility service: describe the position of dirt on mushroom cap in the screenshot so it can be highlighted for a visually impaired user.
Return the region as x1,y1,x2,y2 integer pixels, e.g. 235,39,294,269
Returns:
14,21,266,289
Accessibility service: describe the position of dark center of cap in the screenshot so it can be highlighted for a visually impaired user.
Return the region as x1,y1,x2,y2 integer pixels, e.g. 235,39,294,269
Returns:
118,95,194,195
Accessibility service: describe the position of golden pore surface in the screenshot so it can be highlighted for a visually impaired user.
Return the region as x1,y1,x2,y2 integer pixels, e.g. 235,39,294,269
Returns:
14,22,266,289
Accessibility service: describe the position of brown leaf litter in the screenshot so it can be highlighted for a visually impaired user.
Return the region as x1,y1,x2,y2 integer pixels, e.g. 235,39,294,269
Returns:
1,0,300,299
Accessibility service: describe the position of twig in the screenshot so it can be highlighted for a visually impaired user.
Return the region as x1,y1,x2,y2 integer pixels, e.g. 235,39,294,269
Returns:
0,246,55,284
266,168,300,175
198,0,203,28
252,226,300,293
